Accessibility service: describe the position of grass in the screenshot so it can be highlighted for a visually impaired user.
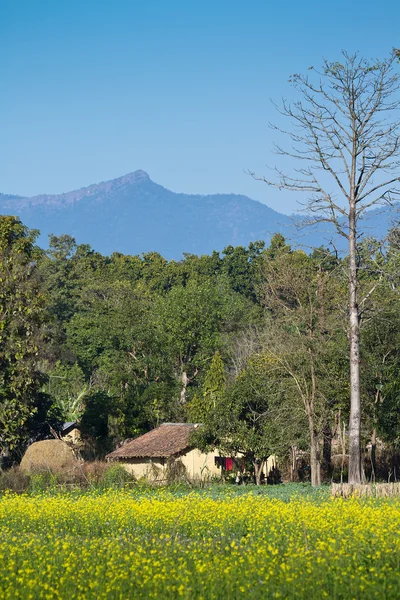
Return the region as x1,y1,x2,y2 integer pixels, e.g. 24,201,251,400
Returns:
0,484,398,599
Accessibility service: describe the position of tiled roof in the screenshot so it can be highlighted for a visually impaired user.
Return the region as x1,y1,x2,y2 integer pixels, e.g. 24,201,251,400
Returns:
106,423,200,460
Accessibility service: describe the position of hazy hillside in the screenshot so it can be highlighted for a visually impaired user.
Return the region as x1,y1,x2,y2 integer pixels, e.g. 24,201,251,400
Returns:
0,171,397,258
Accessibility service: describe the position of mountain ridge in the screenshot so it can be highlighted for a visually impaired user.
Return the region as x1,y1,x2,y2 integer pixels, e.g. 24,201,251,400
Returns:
0,171,396,259
2,170,285,215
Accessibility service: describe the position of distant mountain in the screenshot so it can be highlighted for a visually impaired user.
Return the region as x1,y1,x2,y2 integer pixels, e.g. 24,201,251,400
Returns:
0,171,397,259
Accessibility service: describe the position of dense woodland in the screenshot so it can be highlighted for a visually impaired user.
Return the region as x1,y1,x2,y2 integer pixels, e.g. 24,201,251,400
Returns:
1,215,400,483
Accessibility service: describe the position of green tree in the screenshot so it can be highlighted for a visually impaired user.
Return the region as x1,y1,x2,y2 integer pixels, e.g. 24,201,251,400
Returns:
188,351,226,422
154,278,257,404
47,361,88,422
0,217,50,456
221,242,265,301
258,245,348,485
193,351,299,485
40,234,78,324
361,232,400,467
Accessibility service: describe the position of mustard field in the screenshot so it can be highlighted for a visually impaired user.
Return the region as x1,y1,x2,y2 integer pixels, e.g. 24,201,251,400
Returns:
0,488,399,599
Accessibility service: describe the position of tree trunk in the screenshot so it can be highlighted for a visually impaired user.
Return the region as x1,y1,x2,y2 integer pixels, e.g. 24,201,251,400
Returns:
290,446,297,482
180,371,188,404
307,349,321,487
371,428,377,483
0,446,10,470
308,413,321,486
348,202,362,484
322,424,332,482
340,420,346,484
254,460,264,486
310,433,321,487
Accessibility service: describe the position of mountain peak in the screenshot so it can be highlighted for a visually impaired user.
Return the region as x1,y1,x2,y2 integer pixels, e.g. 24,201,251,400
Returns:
62,170,151,201
118,170,150,184
92,170,150,192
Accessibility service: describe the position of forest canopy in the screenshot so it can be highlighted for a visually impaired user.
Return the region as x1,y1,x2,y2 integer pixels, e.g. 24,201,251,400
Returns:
1,215,400,484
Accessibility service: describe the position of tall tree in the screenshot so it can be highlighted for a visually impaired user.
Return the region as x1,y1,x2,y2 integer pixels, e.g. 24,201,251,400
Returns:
192,350,300,485
258,245,347,485
255,52,400,483
188,351,226,422
153,278,256,404
0,217,50,457
221,241,265,301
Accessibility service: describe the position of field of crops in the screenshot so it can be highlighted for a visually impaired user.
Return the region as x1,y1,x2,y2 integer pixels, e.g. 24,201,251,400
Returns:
0,485,399,599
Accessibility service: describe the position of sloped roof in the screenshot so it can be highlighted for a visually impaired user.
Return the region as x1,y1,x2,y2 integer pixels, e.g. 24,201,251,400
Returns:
61,421,78,432
106,423,200,460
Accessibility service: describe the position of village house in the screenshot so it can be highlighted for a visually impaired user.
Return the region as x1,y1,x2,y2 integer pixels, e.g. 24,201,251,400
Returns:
106,423,221,480
60,421,81,445
106,422,277,482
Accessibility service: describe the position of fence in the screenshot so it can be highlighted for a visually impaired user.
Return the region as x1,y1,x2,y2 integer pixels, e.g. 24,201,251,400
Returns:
331,482,400,498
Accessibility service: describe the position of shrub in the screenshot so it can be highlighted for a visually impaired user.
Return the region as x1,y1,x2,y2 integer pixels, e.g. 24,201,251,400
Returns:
101,465,134,488
29,470,59,492
0,468,30,493
52,461,134,489
166,459,187,484
0,461,135,493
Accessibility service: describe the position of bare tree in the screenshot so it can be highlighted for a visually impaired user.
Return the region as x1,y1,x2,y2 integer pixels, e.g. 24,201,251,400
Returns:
258,246,347,486
254,51,400,483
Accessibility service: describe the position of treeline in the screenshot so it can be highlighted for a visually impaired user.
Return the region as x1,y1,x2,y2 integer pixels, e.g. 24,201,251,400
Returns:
1,215,400,484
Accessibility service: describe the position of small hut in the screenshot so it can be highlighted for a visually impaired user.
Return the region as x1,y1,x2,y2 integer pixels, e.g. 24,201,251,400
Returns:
106,423,220,480
60,421,81,445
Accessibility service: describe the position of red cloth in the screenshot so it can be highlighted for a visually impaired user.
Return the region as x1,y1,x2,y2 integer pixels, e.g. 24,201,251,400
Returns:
225,457,233,471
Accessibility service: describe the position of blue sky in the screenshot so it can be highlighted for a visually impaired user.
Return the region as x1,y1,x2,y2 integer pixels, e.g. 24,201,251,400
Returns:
1,0,399,213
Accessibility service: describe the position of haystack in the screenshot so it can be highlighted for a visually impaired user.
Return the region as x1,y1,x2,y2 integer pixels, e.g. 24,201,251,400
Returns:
20,440,79,474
